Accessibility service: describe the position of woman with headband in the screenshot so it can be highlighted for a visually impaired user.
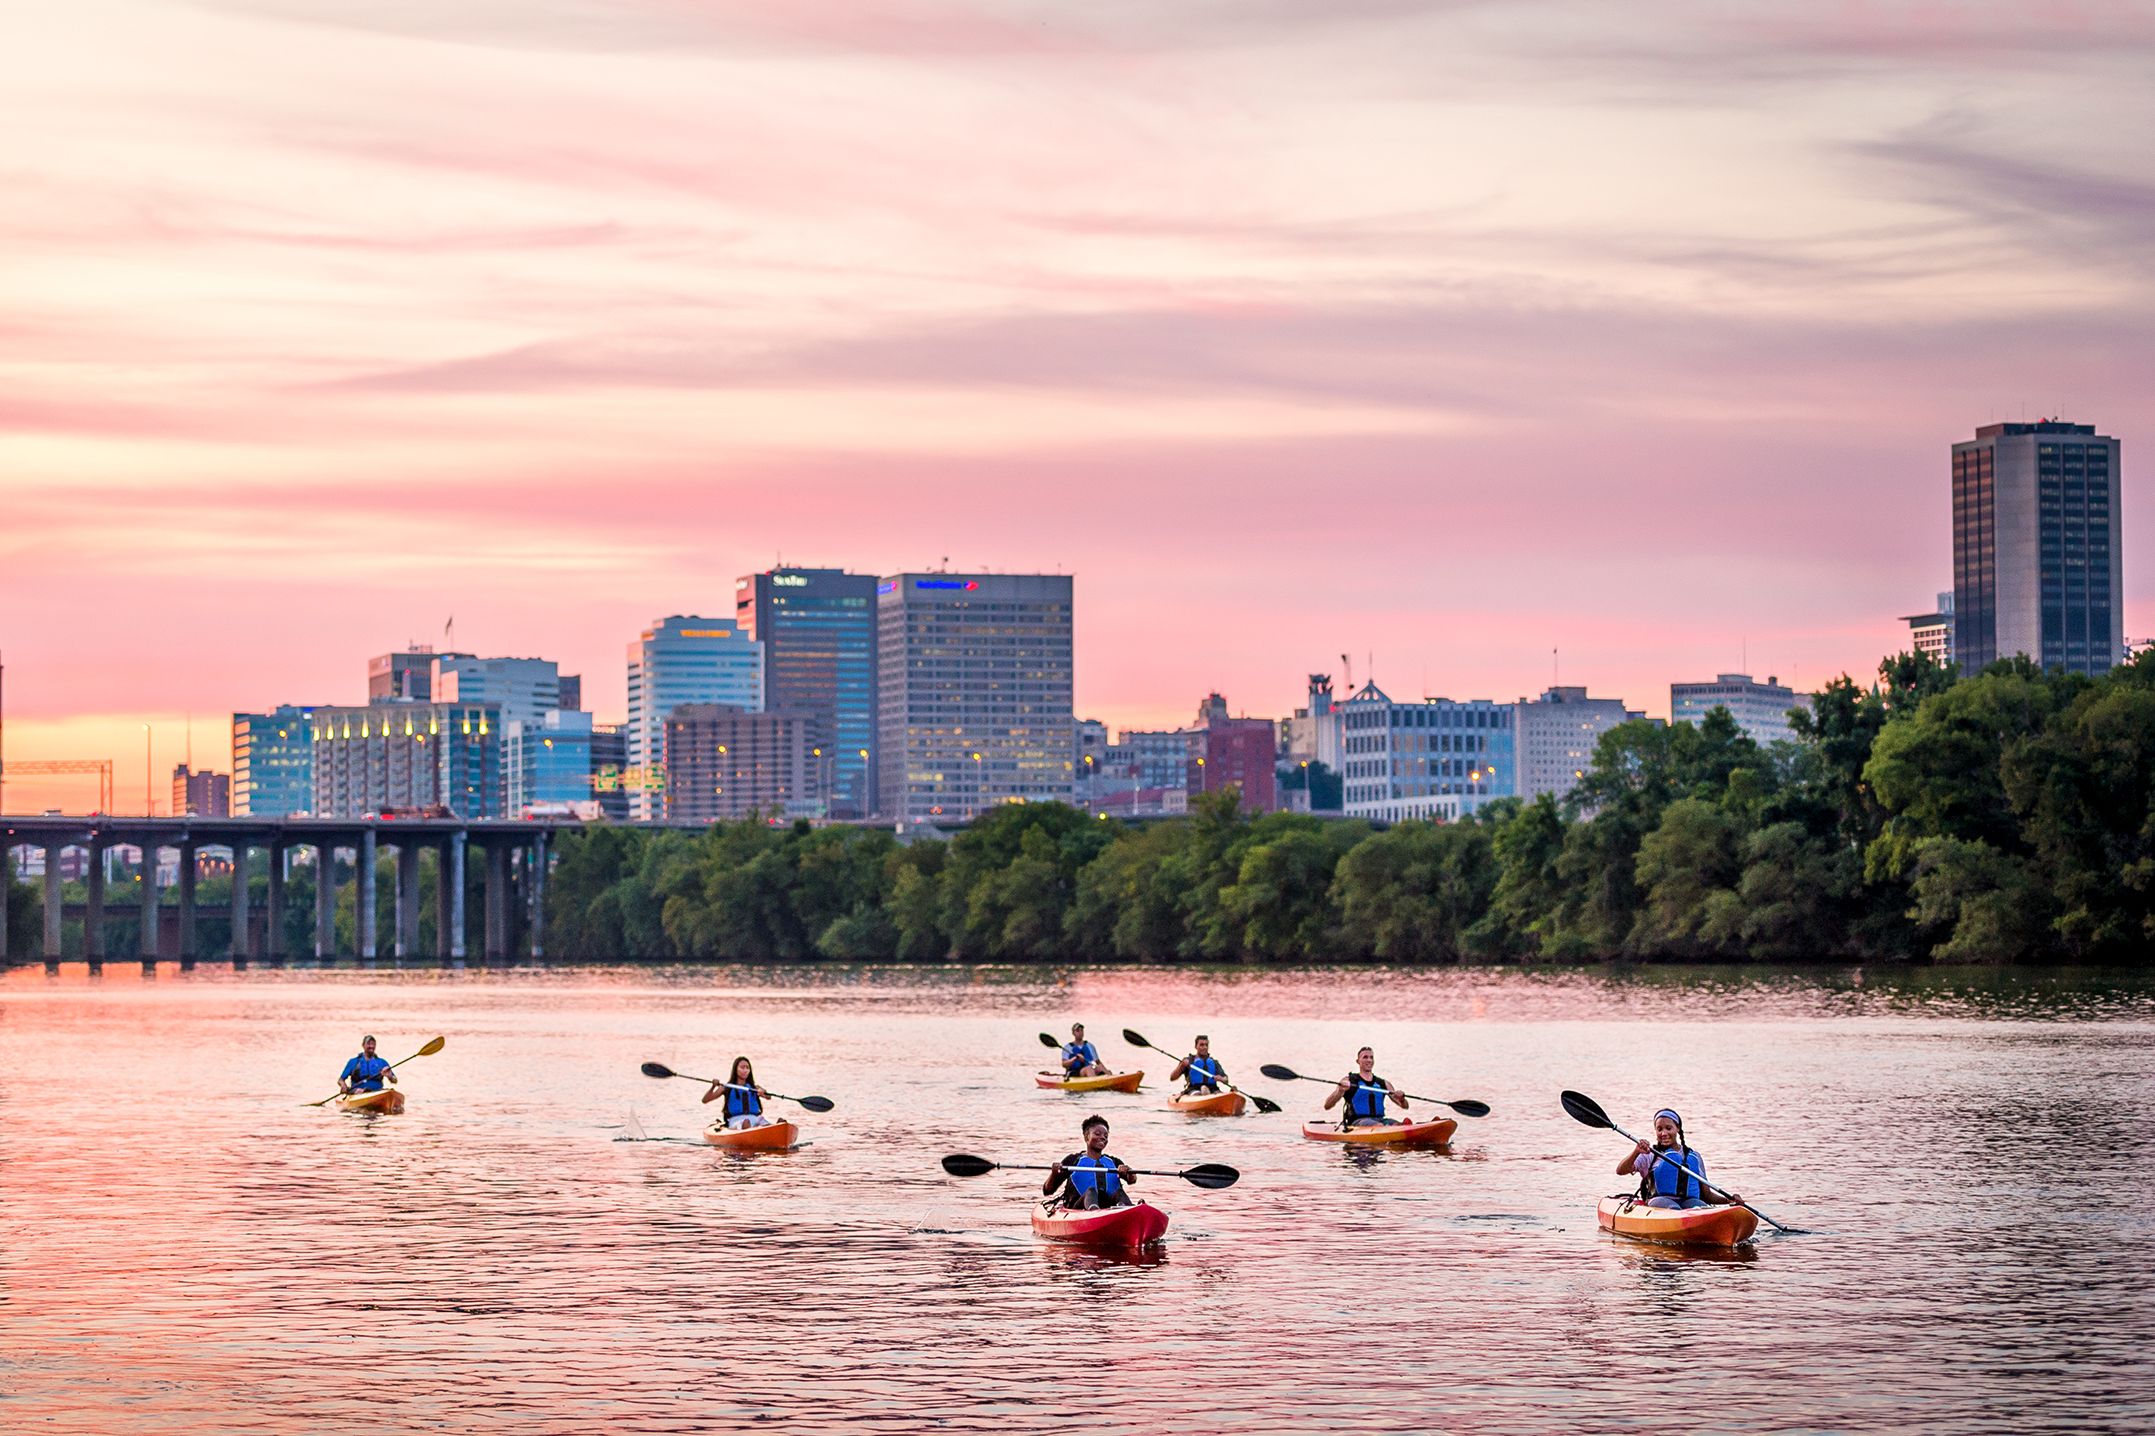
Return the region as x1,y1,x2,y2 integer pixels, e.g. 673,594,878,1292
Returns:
1615,1107,1740,1210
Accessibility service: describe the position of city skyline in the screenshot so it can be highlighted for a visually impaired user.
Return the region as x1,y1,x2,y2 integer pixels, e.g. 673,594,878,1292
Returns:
4,4,2151,810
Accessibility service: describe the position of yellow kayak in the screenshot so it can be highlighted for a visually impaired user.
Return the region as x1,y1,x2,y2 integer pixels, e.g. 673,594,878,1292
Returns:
336,1088,405,1114
1035,1070,1143,1093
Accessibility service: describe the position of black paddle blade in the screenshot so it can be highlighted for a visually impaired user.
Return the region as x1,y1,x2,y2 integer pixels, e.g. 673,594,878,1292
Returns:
797,1095,836,1113
1259,1063,1300,1082
941,1154,997,1177
1121,1028,1151,1049
1037,1032,1061,1049
1448,1099,1493,1118
1250,1094,1283,1115
640,1062,677,1080
1180,1162,1240,1190
1560,1090,1612,1129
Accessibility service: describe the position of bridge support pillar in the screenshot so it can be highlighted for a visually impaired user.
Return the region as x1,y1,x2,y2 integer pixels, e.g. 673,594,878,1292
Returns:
396,841,421,958
265,844,286,962
230,841,251,963
484,843,509,960
358,830,377,960
178,843,198,964
44,844,63,961
315,843,337,958
528,833,547,959
0,844,9,963
85,843,106,963
433,839,455,959
139,841,161,960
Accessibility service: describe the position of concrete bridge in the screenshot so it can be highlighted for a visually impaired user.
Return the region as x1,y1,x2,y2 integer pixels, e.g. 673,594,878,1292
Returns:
0,815,578,965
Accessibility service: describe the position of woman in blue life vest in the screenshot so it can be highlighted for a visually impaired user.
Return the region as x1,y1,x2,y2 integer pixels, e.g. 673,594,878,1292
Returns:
1322,1046,1408,1128
702,1056,773,1130
1168,1034,1228,1094
337,1035,396,1096
1060,1022,1109,1078
1044,1114,1136,1210
1616,1108,1742,1210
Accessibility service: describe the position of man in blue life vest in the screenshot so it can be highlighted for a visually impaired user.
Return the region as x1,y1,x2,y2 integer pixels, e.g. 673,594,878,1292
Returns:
1168,1034,1228,1094
337,1035,396,1096
1044,1114,1135,1210
1322,1045,1408,1128
1060,1022,1108,1078
1617,1108,1741,1210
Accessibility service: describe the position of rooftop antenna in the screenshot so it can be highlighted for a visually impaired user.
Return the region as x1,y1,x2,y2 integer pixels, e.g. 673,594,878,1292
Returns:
1553,645,1559,688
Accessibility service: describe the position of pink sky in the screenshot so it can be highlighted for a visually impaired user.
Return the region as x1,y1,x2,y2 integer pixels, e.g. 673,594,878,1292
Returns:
4,1,2153,812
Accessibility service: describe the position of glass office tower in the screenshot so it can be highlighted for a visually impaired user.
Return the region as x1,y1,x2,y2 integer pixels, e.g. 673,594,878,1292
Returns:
1953,421,2123,675
736,568,878,817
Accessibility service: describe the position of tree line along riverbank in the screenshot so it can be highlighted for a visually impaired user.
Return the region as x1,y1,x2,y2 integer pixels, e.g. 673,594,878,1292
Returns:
7,650,2148,964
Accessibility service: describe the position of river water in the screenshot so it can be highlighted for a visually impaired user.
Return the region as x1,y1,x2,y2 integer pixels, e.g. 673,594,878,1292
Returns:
3,962,2149,1434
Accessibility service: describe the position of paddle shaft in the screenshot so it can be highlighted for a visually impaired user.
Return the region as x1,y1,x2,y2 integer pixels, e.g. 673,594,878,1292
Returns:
687,1077,823,1108
1604,1116,1790,1234
989,1161,1201,1181
311,1041,437,1106
1130,1036,1274,1111
1277,1069,1480,1115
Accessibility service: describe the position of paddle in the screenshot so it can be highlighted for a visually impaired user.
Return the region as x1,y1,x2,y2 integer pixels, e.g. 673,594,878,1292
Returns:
307,1035,445,1106
638,1061,836,1113
1558,1089,1800,1235
1121,1028,1280,1114
940,1153,1240,1190
1258,1063,1491,1119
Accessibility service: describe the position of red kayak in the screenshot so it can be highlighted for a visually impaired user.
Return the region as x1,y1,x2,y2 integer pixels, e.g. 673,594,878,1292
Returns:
1031,1199,1170,1248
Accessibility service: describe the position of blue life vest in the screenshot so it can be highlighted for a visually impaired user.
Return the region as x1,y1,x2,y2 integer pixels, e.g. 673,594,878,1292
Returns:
1065,1153,1124,1204
1345,1073,1391,1122
340,1054,391,1092
1184,1055,1223,1092
724,1085,763,1119
1062,1041,1098,1073
1645,1145,1707,1203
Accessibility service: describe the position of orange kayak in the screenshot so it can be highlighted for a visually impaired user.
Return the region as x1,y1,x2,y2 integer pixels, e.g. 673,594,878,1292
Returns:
703,1120,800,1152
1168,1089,1246,1116
1035,1070,1143,1093
1031,1199,1170,1248
335,1088,405,1114
1597,1196,1758,1247
1300,1116,1456,1146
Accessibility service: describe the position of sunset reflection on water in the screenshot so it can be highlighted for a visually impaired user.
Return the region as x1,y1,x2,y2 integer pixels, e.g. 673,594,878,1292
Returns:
3,962,2149,1433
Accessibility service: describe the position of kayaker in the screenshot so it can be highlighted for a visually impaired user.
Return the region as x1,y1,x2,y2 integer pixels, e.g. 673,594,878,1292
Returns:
1322,1046,1407,1128
337,1035,396,1096
702,1055,773,1130
1617,1108,1741,1210
1060,1023,1109,1079
1168,1035,1228,1094
1044,1114,1136,1210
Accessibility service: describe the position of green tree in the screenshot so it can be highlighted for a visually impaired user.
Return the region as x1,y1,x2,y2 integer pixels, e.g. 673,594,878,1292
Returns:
1334,819,1496,961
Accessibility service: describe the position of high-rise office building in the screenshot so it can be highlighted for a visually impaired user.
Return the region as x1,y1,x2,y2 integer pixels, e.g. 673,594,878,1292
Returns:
591,723,629,822
431,654,562,731
171,764,231,818
1901,591,1955,667
662,704,822,822
505,709,595,816
736,568,879,817
232,706,318,816
876,573,1074,823
1186,693,1279,813
1514,687,1638,802
1953,420,2122,675
1670,673,1799,747
310,702,503,818
368,648,448,702
1339,685,1515,822
626,616,764,820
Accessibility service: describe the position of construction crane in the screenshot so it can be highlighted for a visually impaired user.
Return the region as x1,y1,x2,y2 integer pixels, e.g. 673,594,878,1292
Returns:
4,760,115,814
